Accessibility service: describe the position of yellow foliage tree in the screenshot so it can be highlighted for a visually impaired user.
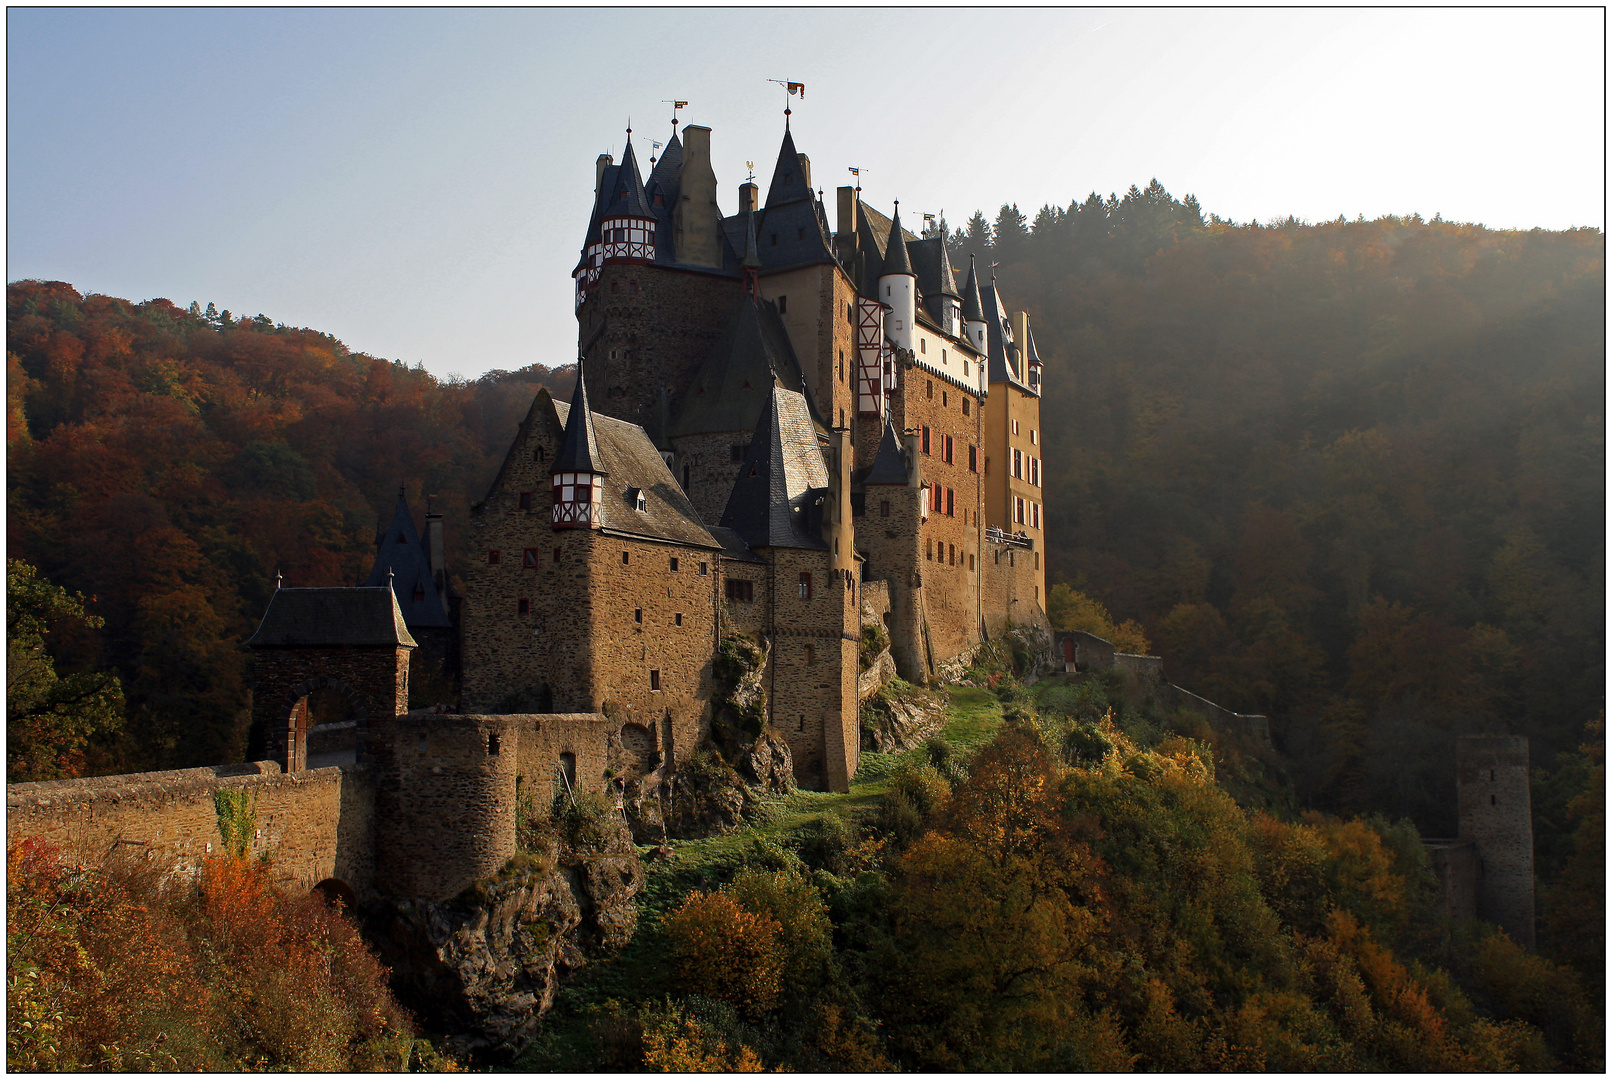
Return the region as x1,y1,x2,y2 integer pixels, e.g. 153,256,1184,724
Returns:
1046,582,1151,654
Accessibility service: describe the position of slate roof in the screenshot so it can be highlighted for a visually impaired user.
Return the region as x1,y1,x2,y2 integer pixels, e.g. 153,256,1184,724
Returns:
552,399,720,550
707,525,767,564
579,132,744,275
860,419,911,486
719,384,830,551
881,210,914,276
600,137,654,220
551,362,606,475
764,128,813,208
361,490,452,628
246,587,417,648
669,297,813,438
981,278,1031,392
960,254,985,323
908,236,959,299
717,127,837,274
647,130,683,187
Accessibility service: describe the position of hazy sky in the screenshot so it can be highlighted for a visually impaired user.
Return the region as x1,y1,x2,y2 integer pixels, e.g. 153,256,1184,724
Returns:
7,7,1604,379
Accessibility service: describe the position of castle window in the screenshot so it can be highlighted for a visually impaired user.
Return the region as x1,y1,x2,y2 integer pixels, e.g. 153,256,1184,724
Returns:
944,435,954,464
880,500,890,518
770,233,778,246
670,556,679,572
798,572,812,600
698,562,709,576
927,379,934,399
519,491,532,510
488,550,501,564
629,280,638,294
985,457,990,475
650,670,661,691
1015,497,1026,524
1013,449,1023,478
533,446,546,462
653,192,663,206
886,284,891,297
623,551,630,565
726,578,754,603
964,360,970,377
926,539,933,561
518,597,530,615
969,444,978,472
840,408,845,426
839,352,844,381
488,733,501,755
947,487,956,516
675,612,683,626
612,281,620,294
778,295,787,314
682,463,691,489
554,546,561,563
920,339,925,354
949,544,956,565
942,390,948,407
1035,552,1040,570
634,608,642,623
523,547,539,568
797,227,805,241
921,425,931,455
805,643,815,665
413,586,425,603
1010,551,1016,567
1012,419,1020,435
962,397,969,416
942,348,947,363
731,444,745,462
1035,585,1039,601
970,553,976,571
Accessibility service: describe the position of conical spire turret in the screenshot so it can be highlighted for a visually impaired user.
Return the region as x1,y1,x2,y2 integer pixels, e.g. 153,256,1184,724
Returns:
882,206,914,277
961,254,984,323
551,361,606,477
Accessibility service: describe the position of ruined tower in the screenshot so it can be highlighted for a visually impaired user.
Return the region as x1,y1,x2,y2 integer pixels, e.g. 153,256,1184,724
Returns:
1456,735,1535,949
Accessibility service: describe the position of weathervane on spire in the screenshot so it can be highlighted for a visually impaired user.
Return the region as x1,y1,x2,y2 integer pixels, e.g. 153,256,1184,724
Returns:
662,99,687,133
746,161,755,183
767,79,805,125
848,166,865,194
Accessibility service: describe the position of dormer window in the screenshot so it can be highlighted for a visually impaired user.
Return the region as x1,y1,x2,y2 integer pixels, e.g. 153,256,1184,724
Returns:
626,487,647,512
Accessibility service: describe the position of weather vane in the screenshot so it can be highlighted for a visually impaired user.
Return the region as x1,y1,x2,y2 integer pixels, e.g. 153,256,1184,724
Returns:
661,99,686,133
848,166,866,193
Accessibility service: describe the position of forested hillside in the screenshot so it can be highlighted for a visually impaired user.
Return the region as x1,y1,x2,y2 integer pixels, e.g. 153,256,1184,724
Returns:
944,192,1603,836
6,280,572,774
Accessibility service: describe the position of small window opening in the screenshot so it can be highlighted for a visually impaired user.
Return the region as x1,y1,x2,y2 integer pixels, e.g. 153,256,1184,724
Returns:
518,597,530,615
670,556,679,572
778,295,788,314
650,669,661,691
634,608,642,623
488,733,501,755
699,561,709,575
675,612,683,626
488,549,501,564
623,551,630,565
805,644,815,665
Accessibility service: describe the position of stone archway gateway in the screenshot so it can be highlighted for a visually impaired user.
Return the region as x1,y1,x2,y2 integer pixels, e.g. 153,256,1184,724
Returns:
246,585,416,771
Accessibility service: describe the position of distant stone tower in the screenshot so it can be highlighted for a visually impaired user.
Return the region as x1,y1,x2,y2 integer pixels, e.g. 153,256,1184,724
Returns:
1457,735,1535,949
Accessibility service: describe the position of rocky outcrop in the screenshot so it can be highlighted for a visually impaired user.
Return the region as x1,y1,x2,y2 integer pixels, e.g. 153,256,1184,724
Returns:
731,727,794,793
366,819,644,1061
860,681,948,753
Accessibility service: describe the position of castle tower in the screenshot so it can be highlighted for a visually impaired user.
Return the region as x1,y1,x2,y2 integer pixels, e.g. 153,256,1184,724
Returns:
551,361,606,529
1457,735,1536,948
878,207,917,354
961,255,987,355
597,133,657,266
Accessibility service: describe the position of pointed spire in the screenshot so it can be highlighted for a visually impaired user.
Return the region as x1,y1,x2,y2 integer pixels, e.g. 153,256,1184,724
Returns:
936,247,960,298
882,205,914,278
604,134,654,219
863,418,910,486
275,569,283,590
764,126,812,207
961,254,985,323
551,360,607,475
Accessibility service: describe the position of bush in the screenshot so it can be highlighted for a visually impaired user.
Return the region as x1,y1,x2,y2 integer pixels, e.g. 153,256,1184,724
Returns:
727,869,834,996
661,891,785,1019
795,814,858,877
858,623,890,672
6,837,440,1072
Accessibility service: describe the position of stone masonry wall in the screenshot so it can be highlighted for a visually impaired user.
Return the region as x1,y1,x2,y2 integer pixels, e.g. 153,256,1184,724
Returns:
1457,735,1535,948
7,762,377,897
372,713,522,902
586,531,721,766
858,480,928,682
766,547,860,792
670,429,751,525
580,263,743,434
891,357,986,667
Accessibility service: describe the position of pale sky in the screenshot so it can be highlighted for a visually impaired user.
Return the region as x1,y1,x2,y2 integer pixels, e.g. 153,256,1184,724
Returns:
7,7,1604,380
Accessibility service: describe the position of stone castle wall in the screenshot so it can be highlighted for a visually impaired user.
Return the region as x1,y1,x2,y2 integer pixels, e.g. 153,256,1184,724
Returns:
6,761,377,897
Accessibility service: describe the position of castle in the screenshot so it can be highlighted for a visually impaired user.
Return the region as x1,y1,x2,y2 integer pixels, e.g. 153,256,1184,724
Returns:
455,115,1051,793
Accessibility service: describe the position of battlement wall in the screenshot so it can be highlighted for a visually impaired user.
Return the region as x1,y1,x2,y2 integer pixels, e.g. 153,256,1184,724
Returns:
6,761,376,897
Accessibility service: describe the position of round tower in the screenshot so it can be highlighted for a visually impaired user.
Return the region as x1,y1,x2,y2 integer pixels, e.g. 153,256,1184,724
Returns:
961,254,987,355
1457,735,1535,948
879,206,917,354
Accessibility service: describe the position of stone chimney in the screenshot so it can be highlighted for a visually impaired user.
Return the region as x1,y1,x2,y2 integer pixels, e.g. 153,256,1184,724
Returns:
595,153,613,195
425,509,447,609
675,126,721,268
739,181,758,213
796,153,812,191
837,186,858,239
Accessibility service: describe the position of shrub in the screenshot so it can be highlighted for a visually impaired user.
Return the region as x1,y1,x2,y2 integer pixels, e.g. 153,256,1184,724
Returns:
727,869,833,996
858,623,890,672
661,891,785,1019
795,814,857,877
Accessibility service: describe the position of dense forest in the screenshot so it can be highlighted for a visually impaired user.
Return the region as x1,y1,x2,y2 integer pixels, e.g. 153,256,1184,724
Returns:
943,193,1602,838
